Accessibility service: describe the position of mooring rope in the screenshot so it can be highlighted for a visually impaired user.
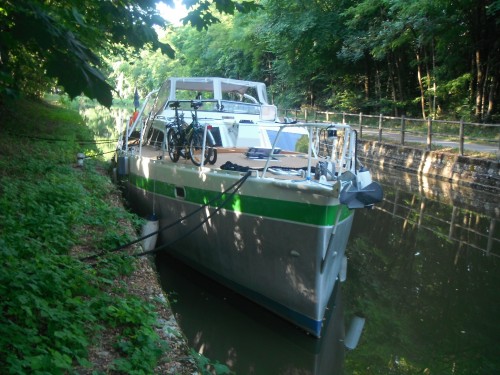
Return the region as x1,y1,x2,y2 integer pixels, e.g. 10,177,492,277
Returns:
14,132,117,144
80,150,117,159
79,170,252,262
133,170,251,257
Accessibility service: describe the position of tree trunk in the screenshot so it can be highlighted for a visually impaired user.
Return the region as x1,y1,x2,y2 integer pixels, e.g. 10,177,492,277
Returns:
387,54,397,114
425,49,433,118
364,53,372,101
486,73,498,122
475,49,485,120
431,39,437,118
375,65,382,109
416,50,426,119
395,54,404,116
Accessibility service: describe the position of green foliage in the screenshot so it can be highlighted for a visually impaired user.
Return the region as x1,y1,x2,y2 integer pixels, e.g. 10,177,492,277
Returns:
0,98,170,374
0,0,258,107
182,0,261,31
111,0,499,121
295,135,309,153
109,299,169,373
2,0,498,121
190,349,232,375
1,1,115,106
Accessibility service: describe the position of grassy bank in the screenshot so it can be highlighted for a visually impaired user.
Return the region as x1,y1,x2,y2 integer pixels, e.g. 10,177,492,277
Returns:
0,98,201,374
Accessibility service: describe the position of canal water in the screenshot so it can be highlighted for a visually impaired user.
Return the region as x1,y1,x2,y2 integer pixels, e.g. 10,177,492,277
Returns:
154,166,500,374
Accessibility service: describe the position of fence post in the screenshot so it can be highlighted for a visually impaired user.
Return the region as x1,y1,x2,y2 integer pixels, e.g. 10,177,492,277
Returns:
426,118,432,151
326,112,330,122
497,132,500,162
342,112,346,124
496,126,500,161
400,115,405,145
378,113,383,143
459,119,464,156
486,218,495,256
359,112,363,138
304,109,308,122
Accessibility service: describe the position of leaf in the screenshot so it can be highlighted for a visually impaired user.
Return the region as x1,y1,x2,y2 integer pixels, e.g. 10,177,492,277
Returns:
51,350,73,370
158,42,176,59
29,355,48,370
71,6,86,26
213,363,232,374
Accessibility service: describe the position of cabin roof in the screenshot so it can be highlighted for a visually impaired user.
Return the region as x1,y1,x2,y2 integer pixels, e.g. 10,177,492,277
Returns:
168,77,266,95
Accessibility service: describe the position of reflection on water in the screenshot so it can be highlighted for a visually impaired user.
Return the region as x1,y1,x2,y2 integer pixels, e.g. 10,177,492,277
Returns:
344,166,500,374
155,166,499,374
156,254,347,375
79,105,131,158
369,166,499,258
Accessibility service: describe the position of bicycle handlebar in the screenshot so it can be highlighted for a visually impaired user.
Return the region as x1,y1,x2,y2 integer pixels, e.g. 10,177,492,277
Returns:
169,101,181,109
191,100,203,110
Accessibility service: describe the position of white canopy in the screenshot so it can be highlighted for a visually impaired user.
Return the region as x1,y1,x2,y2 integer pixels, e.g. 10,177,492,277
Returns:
166,77,269,104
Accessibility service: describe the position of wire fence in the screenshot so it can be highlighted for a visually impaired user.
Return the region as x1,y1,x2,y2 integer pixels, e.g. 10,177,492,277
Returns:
279,109,500,159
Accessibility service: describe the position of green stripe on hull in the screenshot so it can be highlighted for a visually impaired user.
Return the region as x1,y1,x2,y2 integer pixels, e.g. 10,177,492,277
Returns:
129,174,176,197
129,174,352,226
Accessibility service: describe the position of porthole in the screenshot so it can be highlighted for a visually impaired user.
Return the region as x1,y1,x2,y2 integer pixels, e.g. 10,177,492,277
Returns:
175,186,185,199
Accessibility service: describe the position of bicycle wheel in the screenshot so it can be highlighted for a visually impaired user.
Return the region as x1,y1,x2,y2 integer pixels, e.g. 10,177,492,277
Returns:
188,131,212,166
167,128,180,162
208,148,217,165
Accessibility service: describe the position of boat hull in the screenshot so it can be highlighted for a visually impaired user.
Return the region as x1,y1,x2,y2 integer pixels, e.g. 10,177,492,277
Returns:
124,156,354,337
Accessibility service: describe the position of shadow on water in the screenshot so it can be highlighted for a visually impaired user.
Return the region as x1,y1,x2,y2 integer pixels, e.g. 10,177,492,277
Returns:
156,253,348,374
154,165,499,374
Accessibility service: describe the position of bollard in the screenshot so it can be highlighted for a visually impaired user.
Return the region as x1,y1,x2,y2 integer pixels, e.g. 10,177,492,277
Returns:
117,155,129,176
141,214,159,252
345,316,366,350
77,153,85,166
339,256,348,282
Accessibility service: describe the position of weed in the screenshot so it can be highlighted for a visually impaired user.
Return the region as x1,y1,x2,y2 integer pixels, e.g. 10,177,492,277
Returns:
190,349,232,375
0,98,176,374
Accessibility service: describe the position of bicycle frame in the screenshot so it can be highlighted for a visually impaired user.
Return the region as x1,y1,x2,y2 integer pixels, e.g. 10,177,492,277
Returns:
166,100,216,166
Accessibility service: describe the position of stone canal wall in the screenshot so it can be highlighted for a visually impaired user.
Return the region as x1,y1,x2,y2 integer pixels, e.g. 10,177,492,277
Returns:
358,141,500,193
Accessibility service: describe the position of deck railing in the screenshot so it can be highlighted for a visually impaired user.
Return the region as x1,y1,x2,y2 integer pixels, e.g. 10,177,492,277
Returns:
279,109,500,159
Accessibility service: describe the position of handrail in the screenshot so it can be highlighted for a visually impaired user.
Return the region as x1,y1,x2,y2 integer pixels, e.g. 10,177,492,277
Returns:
126,89,158,155
200,123,209,167
260,122,357,179
262,125,286,178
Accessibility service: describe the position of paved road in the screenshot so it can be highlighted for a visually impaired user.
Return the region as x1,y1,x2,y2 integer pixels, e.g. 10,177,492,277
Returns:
362,129,499,155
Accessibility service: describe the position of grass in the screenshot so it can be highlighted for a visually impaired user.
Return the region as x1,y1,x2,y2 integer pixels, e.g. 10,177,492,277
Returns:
0,97,179,374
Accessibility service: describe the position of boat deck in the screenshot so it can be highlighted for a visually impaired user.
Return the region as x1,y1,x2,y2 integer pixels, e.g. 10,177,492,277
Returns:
137,146,321,181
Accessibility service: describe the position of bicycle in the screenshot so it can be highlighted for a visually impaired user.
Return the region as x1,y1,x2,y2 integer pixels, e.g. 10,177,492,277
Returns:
166,101,217,166
165,101,185,159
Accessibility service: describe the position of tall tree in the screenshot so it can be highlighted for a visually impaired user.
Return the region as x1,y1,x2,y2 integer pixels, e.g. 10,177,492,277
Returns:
257,0,347,108
467,0,500,121
338,0,500,120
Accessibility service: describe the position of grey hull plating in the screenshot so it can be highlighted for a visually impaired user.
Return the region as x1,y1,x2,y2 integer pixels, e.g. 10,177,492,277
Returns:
125,179,354,337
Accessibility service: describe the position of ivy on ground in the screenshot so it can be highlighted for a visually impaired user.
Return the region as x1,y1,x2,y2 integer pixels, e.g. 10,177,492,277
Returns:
0,99,169,374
